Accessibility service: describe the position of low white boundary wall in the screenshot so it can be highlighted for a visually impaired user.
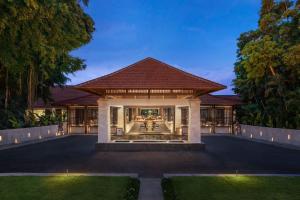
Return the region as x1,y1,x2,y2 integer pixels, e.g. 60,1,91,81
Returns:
0,125,62,146
240,124,300,147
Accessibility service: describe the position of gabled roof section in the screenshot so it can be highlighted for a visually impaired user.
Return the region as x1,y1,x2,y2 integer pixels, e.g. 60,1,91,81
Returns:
53,94,99,106
33,86,92,108
200,94,243,106
33,86,241,107
75,57,226,95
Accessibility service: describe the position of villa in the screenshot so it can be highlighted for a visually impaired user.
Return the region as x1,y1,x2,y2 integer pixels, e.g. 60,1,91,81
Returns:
33,58,242,146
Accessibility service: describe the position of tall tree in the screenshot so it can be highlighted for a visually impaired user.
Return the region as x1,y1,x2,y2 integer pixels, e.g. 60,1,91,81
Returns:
0,0,95,128
234,0,300,129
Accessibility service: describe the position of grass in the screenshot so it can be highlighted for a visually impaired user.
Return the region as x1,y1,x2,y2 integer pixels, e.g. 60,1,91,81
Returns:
162,176,300,200
0,176,139,200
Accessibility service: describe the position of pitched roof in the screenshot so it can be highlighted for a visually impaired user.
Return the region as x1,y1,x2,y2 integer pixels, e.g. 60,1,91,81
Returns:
76,57,226,95
34,87,242,107
53,94,99,106
200,94,243,106
33,86,92,108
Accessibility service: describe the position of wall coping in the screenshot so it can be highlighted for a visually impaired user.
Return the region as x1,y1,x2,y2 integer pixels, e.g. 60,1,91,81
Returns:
241,124,300,132
0,124,58,133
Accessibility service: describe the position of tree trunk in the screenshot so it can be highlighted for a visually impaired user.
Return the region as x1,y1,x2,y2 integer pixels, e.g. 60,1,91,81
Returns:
269,65,276,76
18,73,22,96
27,66,34,111
5,68,9,110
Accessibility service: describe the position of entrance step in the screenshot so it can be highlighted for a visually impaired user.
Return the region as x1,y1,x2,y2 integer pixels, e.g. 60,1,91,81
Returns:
95,142,205,152
138,178,163,200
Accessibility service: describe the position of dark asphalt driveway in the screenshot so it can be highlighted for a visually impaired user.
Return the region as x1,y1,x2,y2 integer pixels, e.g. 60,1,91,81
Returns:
0,135,300,177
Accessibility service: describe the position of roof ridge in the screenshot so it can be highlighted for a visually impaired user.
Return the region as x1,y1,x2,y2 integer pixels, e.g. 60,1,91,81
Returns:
77,57,226,89
76,57,154,87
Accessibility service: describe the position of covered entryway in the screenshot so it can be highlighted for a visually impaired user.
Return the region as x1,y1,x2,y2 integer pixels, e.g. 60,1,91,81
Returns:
74,57,226,145
97,97,201,143
110,105,190,141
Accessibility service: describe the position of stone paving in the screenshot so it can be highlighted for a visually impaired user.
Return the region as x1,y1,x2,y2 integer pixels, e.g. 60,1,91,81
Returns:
138,178,163,200
1,135,300,177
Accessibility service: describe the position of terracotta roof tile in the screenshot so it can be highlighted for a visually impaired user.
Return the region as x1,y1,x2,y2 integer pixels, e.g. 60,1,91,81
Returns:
53,94,98,106
33,86,92,108
200,94,243,106
34,87,241,107
76,57,226,93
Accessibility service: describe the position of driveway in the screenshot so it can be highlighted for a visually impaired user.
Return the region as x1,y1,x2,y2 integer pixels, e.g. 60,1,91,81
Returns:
0,135,300,177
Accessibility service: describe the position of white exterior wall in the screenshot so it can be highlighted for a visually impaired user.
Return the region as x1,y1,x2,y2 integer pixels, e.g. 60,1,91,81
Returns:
0,125,60,146
97,99,110,143
189,99,201,143
215,126,232,134
117,106,124,129
240,124,300,147
175,106,181,132
97,97,202,143
69,126,85,134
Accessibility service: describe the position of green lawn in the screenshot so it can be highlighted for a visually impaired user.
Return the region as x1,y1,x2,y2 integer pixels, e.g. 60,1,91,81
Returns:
0,176,139,200
163,176,300,200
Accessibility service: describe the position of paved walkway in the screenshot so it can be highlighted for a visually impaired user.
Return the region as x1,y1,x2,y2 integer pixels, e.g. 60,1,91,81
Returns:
1,135,300,177
138,178,163,200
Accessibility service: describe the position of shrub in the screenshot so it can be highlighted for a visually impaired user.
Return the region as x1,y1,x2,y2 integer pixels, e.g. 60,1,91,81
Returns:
161,178,178,200
123,178,140,200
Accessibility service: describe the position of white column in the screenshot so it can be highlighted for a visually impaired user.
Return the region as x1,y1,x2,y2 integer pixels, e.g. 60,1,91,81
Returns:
117,106,124,130
175,106,181,134
97,98,110,143
188,98,201,143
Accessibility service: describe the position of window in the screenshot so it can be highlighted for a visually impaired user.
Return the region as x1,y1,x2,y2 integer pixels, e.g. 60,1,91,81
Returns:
201,109,209,120
87,108,98,126
70,108,85,126
181,107,189,126
216,108,225,125
128,108,133,122
110,107,118,125
201,108,214,125
166,107,174,121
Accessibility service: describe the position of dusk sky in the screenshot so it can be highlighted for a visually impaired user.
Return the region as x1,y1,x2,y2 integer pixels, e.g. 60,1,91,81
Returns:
70,0,260,94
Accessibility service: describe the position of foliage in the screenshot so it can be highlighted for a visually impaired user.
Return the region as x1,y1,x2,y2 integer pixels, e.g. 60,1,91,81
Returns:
161,178,179,200
234,0,300,129
25,110,62,127
0,0,95,129
123,178,140,200
0,110,63,129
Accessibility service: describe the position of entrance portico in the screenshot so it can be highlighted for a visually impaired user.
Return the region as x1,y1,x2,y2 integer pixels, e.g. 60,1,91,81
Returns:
97,97,201,143
75,57,225,147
